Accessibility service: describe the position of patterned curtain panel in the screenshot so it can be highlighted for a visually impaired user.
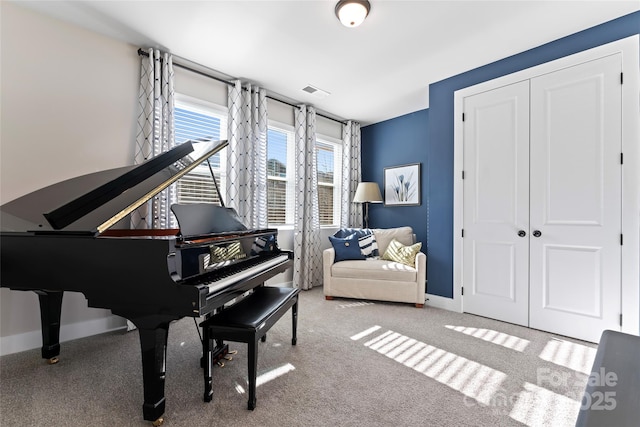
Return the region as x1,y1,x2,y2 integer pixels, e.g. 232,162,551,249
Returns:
226,80,268,228
293,105,322,290
340,120,363,228
127,48,175,332
131,48,176,230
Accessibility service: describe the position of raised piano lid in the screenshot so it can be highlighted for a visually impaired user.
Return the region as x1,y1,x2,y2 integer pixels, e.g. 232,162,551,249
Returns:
0,139,228,235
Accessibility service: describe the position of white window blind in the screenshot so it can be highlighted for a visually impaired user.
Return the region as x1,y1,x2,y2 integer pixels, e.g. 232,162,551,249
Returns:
174,97,227,205
317,139,342,226
267,127,293,225
317,141,335,225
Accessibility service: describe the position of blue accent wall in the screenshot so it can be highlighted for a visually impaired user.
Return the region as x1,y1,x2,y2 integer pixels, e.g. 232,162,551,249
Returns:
362,11,640,299
361,109,429,255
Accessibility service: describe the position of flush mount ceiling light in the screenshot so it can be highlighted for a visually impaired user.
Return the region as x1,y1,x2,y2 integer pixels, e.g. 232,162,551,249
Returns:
335,0,371,28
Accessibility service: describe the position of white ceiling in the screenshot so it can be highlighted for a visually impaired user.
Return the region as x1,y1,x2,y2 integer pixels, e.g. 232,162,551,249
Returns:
14,1,640,125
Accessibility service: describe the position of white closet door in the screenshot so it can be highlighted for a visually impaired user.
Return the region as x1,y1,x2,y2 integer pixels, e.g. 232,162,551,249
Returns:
529,54,622,343
462,81,530,326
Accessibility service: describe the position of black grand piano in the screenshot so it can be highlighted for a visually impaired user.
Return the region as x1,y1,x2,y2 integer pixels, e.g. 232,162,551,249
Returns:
0,139,293,426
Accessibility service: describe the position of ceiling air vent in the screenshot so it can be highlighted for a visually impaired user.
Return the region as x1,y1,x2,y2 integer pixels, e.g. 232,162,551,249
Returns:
301,85,330,99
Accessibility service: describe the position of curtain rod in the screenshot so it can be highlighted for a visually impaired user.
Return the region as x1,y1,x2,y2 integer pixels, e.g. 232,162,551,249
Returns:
137,49,347,125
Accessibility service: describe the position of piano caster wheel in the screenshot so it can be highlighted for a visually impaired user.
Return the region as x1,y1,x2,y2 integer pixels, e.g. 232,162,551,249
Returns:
47,357,59,365
151,417,164,427
223,355,233,361
217,361,225,368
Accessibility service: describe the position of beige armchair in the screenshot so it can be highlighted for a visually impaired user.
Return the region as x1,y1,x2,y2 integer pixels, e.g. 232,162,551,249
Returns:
323,226,426,307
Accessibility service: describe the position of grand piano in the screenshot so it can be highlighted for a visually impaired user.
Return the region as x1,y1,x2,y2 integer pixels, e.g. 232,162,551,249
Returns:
0,139,293,426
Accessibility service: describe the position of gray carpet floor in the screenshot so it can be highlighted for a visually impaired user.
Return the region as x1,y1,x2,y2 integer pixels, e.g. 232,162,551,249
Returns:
0,286,596,426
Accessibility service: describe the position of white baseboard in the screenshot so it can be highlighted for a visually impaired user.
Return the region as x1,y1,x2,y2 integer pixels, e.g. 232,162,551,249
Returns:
0,315,127,357
425,293,461,312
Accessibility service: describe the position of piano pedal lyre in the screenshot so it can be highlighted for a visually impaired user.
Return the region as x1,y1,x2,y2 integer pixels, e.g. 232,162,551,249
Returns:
216,350,236,367
151,417,164,427
222,348,237,361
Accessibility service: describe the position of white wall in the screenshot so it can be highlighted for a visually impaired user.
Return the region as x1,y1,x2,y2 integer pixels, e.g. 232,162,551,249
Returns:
0,2,343,355
1,2,140,355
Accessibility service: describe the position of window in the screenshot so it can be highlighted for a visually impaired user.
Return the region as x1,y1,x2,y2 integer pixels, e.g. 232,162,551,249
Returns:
266,122,342,227
174,95,227,205
267,126,295,225
172,97,343,228
316,138,342,226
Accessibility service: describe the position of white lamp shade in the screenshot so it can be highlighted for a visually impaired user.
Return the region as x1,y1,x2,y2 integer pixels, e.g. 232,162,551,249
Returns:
353,182,382,203
335,0,370,27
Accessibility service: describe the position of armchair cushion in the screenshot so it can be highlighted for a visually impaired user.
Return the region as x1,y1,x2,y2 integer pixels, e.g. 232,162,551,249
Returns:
328,233,366,262
381,238,422,267
331,259,418,282
372,226,414,254
333,228,379,258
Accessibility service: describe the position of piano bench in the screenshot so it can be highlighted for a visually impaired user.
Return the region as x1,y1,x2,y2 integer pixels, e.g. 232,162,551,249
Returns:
199,285,300,410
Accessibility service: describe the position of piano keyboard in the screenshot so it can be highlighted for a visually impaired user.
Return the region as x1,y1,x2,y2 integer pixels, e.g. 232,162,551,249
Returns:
206,254,290,294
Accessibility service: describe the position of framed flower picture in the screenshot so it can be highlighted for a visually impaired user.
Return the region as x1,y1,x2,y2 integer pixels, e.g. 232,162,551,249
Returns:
384,163,421,206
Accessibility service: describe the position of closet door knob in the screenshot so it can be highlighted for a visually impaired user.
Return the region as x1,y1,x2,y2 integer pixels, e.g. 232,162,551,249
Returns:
518,230,526,237
533,230,542,238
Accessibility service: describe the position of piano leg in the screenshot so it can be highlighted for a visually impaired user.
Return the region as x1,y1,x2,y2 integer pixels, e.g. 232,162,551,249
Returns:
202,324,214,402
121,314,178,427
35,290,63,364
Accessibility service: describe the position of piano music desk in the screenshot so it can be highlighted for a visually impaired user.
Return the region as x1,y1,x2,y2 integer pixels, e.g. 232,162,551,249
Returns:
200,285,300,410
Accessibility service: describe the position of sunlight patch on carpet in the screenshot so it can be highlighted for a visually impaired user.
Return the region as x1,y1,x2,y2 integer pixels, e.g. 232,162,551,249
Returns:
538,338,596,374
350,325,382,341
257,363,296,387
509,382,580,426
445,325,530,352
234,363,296,395
337,301,375,309
357,327,507,406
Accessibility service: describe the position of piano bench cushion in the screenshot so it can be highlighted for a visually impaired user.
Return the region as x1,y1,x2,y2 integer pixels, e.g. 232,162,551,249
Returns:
203,286,299,329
